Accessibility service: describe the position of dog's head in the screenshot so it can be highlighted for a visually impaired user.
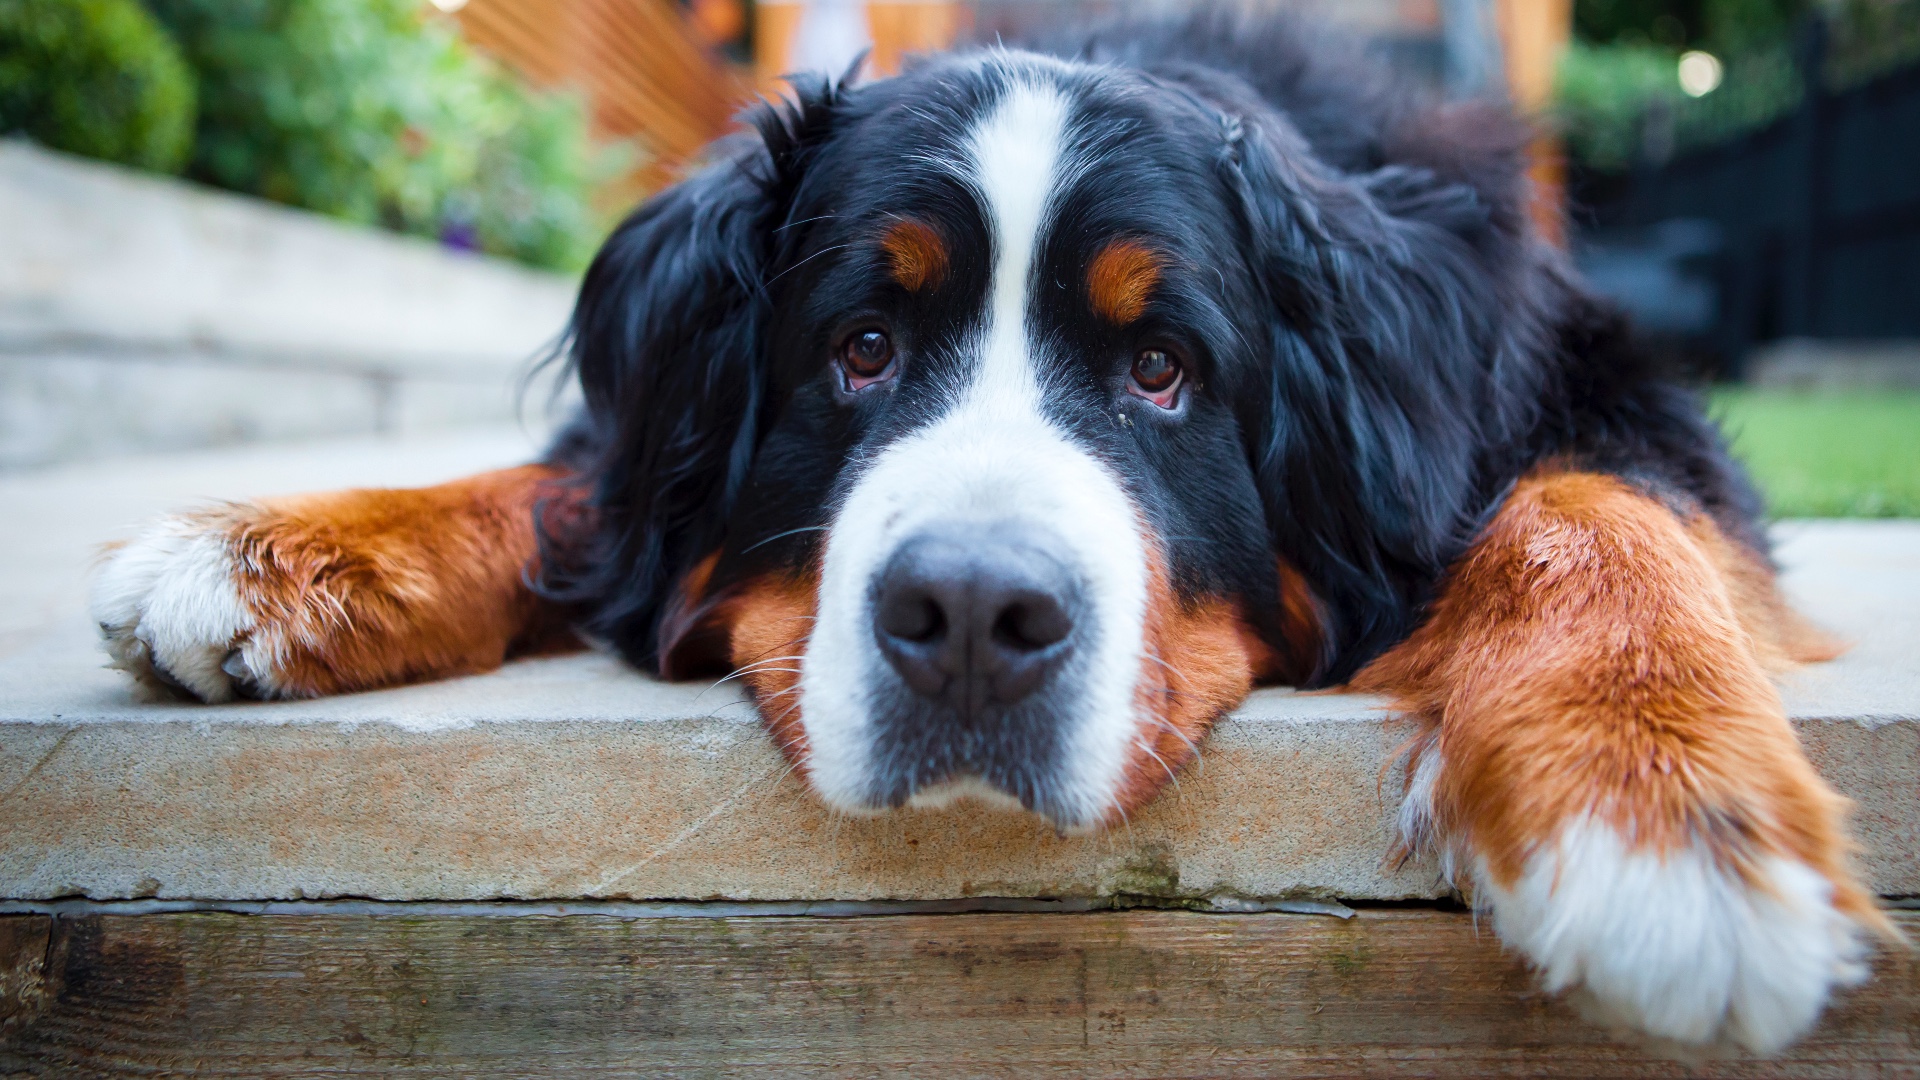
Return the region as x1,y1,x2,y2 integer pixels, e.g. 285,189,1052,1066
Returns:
551,39,1546,831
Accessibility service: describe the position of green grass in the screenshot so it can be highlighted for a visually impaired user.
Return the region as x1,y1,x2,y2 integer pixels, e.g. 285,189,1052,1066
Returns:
1710,389,1920,518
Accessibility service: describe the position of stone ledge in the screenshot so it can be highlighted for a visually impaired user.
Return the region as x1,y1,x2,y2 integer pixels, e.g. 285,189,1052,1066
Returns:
0,438,1914,905
0,142,576,466
0,141,573,372
0,646,1912,904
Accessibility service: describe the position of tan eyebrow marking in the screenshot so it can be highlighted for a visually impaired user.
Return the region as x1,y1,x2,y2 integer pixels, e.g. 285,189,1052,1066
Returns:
880,219,948,292
1087,239,1162,325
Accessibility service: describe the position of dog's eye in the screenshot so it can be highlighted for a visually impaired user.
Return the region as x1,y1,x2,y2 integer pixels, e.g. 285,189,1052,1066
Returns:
1129,348,1182,406
838,328,896,387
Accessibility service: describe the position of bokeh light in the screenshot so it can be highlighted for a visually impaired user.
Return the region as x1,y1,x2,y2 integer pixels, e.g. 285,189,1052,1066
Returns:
1678,50,1723,97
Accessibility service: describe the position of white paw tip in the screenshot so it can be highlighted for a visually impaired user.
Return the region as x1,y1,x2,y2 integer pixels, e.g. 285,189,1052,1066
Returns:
91,514,259,704
1487,818,1869,1056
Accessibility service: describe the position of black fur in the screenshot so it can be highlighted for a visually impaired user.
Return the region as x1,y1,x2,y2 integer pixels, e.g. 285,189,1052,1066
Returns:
539,8,1763,688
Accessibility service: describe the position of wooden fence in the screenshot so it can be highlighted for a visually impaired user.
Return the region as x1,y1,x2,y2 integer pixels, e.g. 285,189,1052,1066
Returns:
447,0,1568,226
453,0,751,197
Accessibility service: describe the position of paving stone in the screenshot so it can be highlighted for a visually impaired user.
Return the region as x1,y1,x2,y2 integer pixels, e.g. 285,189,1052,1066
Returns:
0,142,575,466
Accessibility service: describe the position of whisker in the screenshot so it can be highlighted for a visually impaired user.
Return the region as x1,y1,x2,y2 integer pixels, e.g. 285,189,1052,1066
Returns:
766,242,853,288
1141,716,1203,766
738,636,811,667
775,213,837,233
694,655,809,704
722,667,802,685
721,655,808,676
1146,685,1202,701
741,525,830,554
695,657,806,699
1137,740,1182,793
766,696,806,727
731,680,806,713
1141,650,1190,689
722,655,808,675
755,756,805,793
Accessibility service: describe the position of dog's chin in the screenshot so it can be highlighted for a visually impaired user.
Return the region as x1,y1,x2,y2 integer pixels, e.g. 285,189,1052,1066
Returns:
903,776,1032,815
807,773,1127,835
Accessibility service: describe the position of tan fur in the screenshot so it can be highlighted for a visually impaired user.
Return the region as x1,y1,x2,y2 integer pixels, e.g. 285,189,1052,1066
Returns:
226,465,579,697
1689,516,1846,671
881,218,948,293
1351,468,1888,937
1087,239,1161,325
728,573,820,768
1272,555,1327,687
1111,544,1288,822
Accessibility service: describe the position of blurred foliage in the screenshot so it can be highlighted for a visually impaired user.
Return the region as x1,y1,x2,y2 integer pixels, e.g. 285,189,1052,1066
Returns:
1574,0,1809,50
1557,0,1920,172
1714,389,1920,517
1576,0,1712,47
144,0,618,271
1556,42,1682,169
0,0,195,172
1556,39,1802,169
1825,0,1920,83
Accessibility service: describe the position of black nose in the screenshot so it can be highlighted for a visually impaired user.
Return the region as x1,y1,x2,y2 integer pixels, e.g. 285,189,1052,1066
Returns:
872,525,1078,710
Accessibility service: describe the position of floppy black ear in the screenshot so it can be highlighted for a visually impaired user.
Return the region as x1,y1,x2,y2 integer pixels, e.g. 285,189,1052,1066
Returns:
1220,110,1557,685
540,77,844,671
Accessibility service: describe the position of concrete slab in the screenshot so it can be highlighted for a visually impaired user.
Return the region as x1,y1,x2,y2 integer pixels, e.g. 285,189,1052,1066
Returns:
0,436,1914,904
0,142,577,467
0,141,574,374
1748,338,1920,390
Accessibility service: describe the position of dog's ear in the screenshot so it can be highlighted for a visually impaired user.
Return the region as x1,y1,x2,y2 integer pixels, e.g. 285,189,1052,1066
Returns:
542,76,845,671
1220,110,1553,685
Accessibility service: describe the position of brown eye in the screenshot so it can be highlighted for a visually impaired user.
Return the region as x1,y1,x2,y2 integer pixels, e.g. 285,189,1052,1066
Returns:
1130,347,1182,399
839,328,895,381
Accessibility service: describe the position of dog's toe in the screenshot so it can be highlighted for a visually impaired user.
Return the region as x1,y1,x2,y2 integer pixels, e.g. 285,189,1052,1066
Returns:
92,510,262,703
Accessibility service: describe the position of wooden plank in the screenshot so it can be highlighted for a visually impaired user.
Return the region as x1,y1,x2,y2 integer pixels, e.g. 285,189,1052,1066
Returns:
0,910,1913,1077
0,915,51,1055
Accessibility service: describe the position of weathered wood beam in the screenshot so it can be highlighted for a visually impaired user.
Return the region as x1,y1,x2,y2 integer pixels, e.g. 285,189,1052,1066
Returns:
2,910,1913,1077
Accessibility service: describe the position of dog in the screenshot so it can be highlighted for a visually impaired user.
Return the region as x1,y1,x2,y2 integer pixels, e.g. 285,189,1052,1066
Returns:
90,9,1891,1054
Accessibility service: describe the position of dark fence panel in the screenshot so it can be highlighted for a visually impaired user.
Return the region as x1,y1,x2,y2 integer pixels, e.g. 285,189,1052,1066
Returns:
1580,56,1920,368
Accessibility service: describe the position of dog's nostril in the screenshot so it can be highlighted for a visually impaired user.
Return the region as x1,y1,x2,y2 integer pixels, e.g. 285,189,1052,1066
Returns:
991,594,1070,651
871,524,1079,709
879,592,945,644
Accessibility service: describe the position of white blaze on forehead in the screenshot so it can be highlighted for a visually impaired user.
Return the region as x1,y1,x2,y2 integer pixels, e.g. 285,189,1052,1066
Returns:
968,75,1071,405
797,68,1151,829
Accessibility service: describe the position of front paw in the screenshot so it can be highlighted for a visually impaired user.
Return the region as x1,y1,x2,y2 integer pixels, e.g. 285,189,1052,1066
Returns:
92,509,280,703
1481,817,1871,1055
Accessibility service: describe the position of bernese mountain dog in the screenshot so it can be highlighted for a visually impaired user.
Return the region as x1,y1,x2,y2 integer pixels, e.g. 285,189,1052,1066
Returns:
90,8,1891,1054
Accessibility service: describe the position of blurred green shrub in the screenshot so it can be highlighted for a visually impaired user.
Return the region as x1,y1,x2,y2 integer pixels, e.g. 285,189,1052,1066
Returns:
146,0,613,271
1827,0,1920,86
1573,0,1808,51
0,0,196,172
1555,41,1681,171
1555,42,1803,170
1558,0,1920,173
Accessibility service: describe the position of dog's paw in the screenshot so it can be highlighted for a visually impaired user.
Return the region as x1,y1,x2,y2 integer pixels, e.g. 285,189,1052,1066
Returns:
1481,816,1870,1055
92,509,281,703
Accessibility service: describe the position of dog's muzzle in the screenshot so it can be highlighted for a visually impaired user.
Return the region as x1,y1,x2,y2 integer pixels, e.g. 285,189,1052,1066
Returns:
855,516,1104,818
